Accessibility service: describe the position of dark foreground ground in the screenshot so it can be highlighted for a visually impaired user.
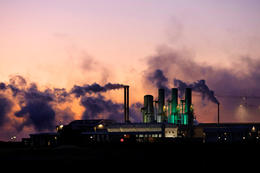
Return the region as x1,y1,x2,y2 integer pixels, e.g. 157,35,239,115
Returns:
0,142,259,165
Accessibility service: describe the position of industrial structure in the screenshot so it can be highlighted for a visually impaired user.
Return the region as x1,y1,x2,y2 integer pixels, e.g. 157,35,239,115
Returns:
141,88,193,127
54,86,195,145
24,85,260,146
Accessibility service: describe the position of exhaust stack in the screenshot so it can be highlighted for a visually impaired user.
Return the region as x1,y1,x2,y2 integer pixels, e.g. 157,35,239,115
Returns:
217,103,220,125
124,85,130,123
185,88,193,126
158,88,166,122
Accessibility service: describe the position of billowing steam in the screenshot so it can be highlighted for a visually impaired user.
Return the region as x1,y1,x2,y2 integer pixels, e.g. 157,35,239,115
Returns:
0,75,141,141
0,95,12,126
81,94,123,120
145,68,218,104
174,79,219,104
146,69,170,95
143,46,260,123
71,83,125,97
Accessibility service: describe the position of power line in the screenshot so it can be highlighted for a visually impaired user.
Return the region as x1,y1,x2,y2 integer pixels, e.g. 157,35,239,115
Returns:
192,93,260,99
216,95,260,99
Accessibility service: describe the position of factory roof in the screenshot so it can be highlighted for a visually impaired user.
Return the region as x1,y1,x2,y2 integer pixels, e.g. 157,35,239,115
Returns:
107,123,178,133
68,119,115,126
30,132,57,137
66,119,115,129
197,123,260,128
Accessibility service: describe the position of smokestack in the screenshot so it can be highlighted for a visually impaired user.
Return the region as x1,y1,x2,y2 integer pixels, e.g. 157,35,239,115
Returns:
170,88,178,124
158,88,165,122
217,103,220,125
142,95,154,123
171,88,178,114
124,85,130,123
185,88,192,126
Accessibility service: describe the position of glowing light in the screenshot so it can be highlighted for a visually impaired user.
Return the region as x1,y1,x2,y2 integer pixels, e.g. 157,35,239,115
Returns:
120,138,124,142
236,103,248,121
183,114,188,125
252,126,256,132
97,124,104,129
163,105,166,112
58,125,63,130
10,136,17,140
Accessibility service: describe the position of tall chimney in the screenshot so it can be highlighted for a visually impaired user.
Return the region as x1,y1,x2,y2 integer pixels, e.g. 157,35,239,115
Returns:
158,88,165,122
124,85,130,123
217,103,220,125
142,95,154,123
185,88,192,126
171,88,178,124
185,88,193,138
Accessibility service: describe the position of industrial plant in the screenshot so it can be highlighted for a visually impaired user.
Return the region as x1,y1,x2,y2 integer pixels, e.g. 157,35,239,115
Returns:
23,85,260,147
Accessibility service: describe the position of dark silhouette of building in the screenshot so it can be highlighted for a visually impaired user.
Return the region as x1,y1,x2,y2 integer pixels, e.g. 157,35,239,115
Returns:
26,86,260,146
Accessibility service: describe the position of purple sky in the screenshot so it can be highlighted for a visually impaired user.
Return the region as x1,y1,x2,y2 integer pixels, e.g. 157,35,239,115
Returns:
0,0,260,140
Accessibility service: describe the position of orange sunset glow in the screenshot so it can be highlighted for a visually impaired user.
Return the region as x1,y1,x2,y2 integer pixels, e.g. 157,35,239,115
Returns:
1,0,260,141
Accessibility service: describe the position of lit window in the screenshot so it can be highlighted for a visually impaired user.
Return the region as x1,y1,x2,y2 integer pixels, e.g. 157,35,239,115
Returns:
97,124,104,129
252,126,256,132
58,125,63,130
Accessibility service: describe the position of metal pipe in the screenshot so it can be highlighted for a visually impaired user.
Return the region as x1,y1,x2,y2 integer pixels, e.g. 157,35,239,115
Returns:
185,88,192,126
124,86,127,123
158,88,165,122
126,86,129,123
124,85,130,123
217,103,220,125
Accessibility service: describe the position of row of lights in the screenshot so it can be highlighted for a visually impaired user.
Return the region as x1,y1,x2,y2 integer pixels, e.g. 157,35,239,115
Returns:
10,136,16,140
217,136,260,141
239,104,260,109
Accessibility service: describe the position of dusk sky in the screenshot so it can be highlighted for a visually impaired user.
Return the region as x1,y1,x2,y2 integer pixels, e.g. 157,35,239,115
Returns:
1,0,260,141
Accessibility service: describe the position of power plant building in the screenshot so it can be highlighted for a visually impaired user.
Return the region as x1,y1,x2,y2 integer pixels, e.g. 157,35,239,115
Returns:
142,88,194,127
56,87,195,144
27,85,260,146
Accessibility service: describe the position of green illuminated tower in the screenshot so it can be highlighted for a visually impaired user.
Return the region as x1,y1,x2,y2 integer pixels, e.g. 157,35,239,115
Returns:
170,88,178,124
